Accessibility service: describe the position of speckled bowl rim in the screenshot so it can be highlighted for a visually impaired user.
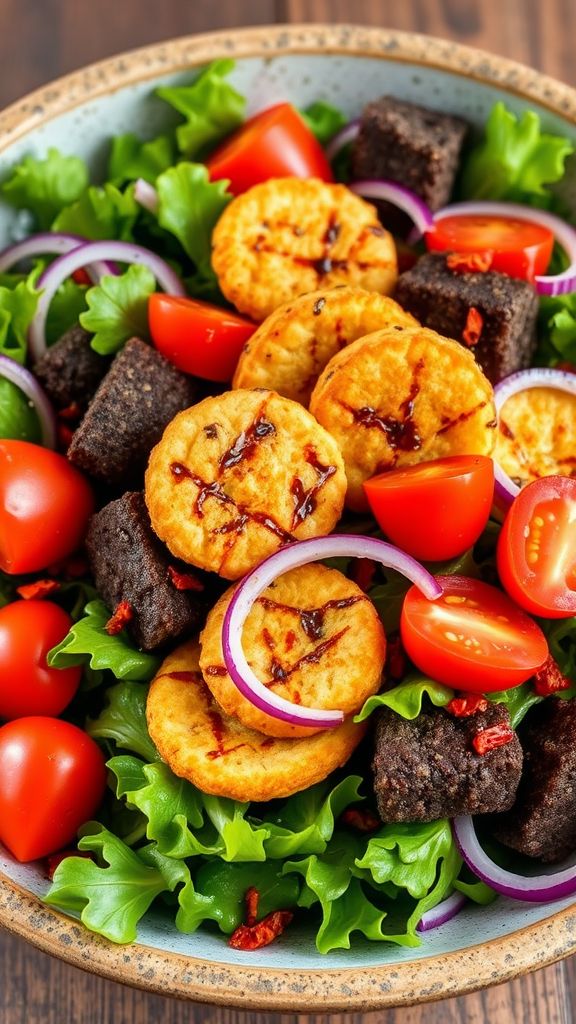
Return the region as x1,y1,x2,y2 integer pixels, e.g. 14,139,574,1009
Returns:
0,22,575,1011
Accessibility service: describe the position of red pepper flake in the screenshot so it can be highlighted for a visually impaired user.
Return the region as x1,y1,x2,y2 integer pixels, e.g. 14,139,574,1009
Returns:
105,600,133,635
341,807,381,833
446,693,489,718
472,723,514,755
228,910,294,951
57,423,75,451
350,557,376,593
167,565,204,592
245,887,260,927
533,654,572,696
58,401,82,423
16,578,60,600
447,251,493,274
386,633,407,684
45,849,93,880
462,307,484,348
71,268,91,286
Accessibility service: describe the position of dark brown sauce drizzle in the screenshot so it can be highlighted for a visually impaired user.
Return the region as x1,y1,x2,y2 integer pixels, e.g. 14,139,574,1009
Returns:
203,665,228,677
342,359,424,454
203,424,219,439
267,626,350,685
290,447,337,528
437,401,488,436
166,670,203,683
205,709,247,760
258,594,363,641
499,419,515,440
219,417,276,469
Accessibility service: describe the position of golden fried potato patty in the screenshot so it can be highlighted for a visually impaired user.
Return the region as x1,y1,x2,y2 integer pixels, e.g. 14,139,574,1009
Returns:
199,563,385,739
495,387,576,487
212,178,398,322
146,640,368,802
145,388,347,580
232,286,418,406
310,325,496,511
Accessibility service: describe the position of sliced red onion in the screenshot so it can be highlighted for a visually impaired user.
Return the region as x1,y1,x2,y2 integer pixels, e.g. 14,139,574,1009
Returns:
0,232,116,281
434,200,576,296
493,367,576,509
134,179,159,216
325,119,360,162
417,891,468,932
350,180,435,239
0,353,56,448
222,534,442,730
29,240,186,361
453,816,576,902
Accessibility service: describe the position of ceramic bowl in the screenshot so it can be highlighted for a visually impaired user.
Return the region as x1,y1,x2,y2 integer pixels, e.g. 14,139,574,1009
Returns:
0,23,575,1012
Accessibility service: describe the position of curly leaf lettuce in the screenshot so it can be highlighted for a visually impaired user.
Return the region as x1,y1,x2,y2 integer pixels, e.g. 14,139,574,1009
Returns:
156,58,245,158
80,265,155,355
107,133,177,186
86,683,159,763
2,148,89,229
52,182,139,241
0,376,40,442
300,101,347,145
355,675,453,723
487,682,543,728
190,860,300,934
262,775,364,858
155,162,231,285
48,600,160,681
0,270,41,365
461,101,573,203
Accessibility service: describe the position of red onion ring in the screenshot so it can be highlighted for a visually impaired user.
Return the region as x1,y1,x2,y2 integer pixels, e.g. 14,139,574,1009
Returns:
221,534,442,730
453,816,576,902
0,232,116,281
417,891,468,932
349,180,435,238
28,240,186,361
325,119,360,162
433,200,576,296
134,179,159,216
493,367,576,509
0,353,56,448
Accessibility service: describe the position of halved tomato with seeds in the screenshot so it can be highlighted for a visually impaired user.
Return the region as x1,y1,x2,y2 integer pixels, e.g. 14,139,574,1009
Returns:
426,214,554,282
497,476,576,618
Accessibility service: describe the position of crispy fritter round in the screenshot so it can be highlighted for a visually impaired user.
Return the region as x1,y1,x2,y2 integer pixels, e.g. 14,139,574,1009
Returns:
146,639,368,802
232,286,417,406
199,563,385,739
495,387,576,486
144,388,347,580
310,325,496,511
211,178,398,322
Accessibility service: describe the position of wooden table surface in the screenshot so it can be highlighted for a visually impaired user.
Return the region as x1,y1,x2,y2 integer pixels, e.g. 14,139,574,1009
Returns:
0,0,574,1021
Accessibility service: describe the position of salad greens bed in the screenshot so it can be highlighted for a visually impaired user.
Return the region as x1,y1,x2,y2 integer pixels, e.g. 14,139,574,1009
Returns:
0,58,575,952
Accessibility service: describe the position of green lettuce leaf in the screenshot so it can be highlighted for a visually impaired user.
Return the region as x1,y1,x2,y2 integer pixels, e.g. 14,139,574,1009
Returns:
107,133,176,186
2,148,89,229
0,377,40,441
86,682,159,763
300,101,347,145
52,183,139,241
190,860,301,934
454,877,496,904
156,58,245,158
80,265,155,355
45,279,88,346
0,272,41,364
156,163,231,284
263,775,364,859
48,600,160,681
487,682,543,728
537,293,576,366
355,675,454,723
461,101,573,203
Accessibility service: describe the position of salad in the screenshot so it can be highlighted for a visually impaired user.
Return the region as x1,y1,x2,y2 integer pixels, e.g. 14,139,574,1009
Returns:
0,58,574,956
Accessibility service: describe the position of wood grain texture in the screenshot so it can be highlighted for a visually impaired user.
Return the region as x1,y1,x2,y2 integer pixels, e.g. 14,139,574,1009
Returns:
0,0,574,1020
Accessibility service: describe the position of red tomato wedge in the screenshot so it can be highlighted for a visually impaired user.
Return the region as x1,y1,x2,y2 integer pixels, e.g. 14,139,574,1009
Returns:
149,294,256,382
497,476,576,619
426,214,554,282
401,575,548,692
363,455,494,561
206,103,333,195
0,441,94,574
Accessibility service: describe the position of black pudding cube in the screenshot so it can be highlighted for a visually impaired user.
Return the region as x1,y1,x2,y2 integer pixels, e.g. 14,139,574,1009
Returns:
86,491,204,651
33,324,109,413
394,253,539,384
68,336,197,485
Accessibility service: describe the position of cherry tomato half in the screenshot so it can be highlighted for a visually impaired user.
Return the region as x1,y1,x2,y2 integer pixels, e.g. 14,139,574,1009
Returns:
426,214,554,283
400,575,549,692
363,455,494,561
0,717,106,861
206,103,333,195
0,600,81,720
497,476,576,619
0,440,94,574
148,294,257,382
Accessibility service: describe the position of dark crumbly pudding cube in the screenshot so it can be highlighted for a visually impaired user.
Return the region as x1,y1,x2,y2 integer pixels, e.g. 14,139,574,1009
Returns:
86,491,204,651
372,704,522,822
33,324,108,412
395,253,539,384
68,336,196,485
491,699,576,863
351,96,468,210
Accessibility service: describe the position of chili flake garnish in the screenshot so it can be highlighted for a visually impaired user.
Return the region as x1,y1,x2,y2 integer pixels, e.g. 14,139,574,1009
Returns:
167,565,204,592
472,723,514,755
341,808,381,833
228,910,294,951
462,307,484,348
446,693,489,718
245,887,260,927
58,401,82,422
105,600,133,636
16,579,60,600
57,423,75,451
533,654,572,696
447,252,493,274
